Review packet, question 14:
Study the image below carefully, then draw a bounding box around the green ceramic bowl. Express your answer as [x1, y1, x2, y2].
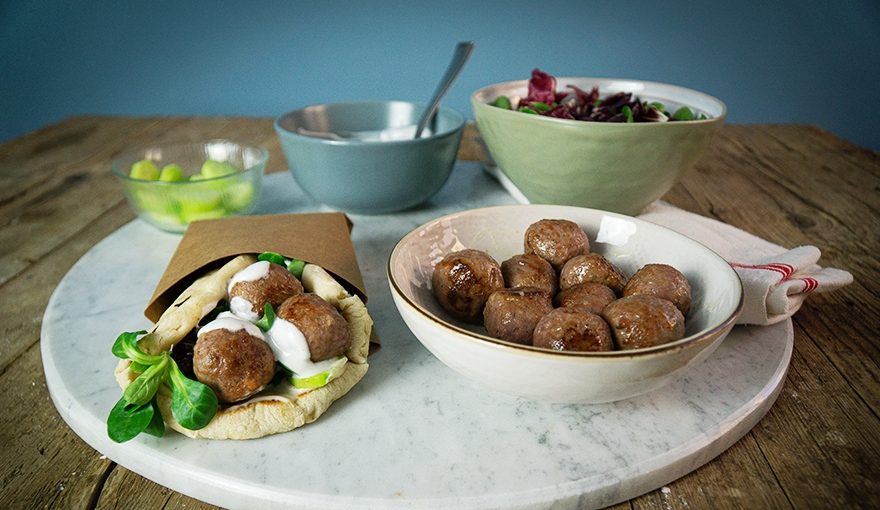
[471, 78, 726, 216]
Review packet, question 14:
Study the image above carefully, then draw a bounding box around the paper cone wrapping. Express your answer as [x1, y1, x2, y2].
[144, 213, 369, 327]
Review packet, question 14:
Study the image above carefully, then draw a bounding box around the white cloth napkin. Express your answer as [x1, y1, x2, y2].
[638, 202, 853, 325]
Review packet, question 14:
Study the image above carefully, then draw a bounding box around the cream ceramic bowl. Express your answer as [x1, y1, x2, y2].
[471, 78, 726, 216]
[387, 204, 743, 403]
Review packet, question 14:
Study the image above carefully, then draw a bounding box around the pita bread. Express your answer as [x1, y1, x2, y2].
[114, 256, 372, 440]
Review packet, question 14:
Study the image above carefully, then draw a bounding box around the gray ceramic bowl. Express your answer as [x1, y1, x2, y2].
[275, 101, 466, 214]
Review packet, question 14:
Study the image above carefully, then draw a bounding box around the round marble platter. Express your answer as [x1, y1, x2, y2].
[42, 166, 793, 510]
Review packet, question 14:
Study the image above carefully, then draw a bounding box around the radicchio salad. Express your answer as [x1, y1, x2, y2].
[492, 69, 708, 123]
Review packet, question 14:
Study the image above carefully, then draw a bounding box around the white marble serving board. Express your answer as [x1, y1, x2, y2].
[42, 165, 793, 510]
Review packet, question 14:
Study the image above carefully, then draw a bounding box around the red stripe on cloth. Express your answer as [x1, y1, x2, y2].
[766, 263, 796, 278]
[799, 277, 818, 293]
[730, 262, 795, 279]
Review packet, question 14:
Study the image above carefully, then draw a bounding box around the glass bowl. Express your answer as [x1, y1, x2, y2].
[111, 139, 268, 233]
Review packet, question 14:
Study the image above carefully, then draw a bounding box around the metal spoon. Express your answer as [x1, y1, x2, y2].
[414, 41, 475, 138]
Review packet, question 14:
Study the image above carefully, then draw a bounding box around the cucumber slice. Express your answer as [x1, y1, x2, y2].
[159, 164, 185, 181]
[130, 159, 160, 180]
[222, 181, 255, 211]
[289, 356, 347, 389]
[201, 159, 238, 179]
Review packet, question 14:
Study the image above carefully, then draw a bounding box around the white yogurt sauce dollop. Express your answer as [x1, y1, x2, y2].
[198, 311, 265, 340]
[227, 260, 272, 321]
[267, 317, 342, 378]
[357, 125, 432, 141]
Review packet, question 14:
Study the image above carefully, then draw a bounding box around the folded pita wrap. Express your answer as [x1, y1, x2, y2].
[112, 213, 375, 440]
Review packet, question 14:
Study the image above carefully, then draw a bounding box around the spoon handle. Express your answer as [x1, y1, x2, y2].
[415, 41, 475, 138]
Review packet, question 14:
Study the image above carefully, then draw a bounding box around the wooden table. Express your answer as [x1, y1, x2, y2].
[1, 116, 877, 509]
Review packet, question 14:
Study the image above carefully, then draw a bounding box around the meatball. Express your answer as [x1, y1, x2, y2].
[622, 263, 693, 317]
[523, 219, 591, 271]
[276, 293, 351, 362]
[558, 253, 628, 295]
[501, 253, 558, 296]
[431, 249, 504, 324]
[228, 261, 303, 320]
[193, 318, 276, 404]
[601, 294, 686, 350]
[554, 282, 617, 315]
[483, 287, 554, 345]
[532, 308, 613, 352]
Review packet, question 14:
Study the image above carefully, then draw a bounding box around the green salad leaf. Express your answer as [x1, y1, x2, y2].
[254, 302, 276, 332]
[168, 361, 218, 430]
[107, 331, 219, 442]
[257, 251, 287, 266]
[108, 397, 160, 443]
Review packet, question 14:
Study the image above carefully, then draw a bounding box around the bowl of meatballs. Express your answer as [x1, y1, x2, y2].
[387, 204, 743, 404]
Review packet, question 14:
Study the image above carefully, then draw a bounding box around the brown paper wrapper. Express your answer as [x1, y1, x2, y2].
[144, 212, 369, 326]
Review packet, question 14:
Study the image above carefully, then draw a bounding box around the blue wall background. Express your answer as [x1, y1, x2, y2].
[2, 1, 879, 151]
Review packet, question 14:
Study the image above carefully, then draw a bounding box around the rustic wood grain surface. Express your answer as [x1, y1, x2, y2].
[1, 116, 877, 509]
